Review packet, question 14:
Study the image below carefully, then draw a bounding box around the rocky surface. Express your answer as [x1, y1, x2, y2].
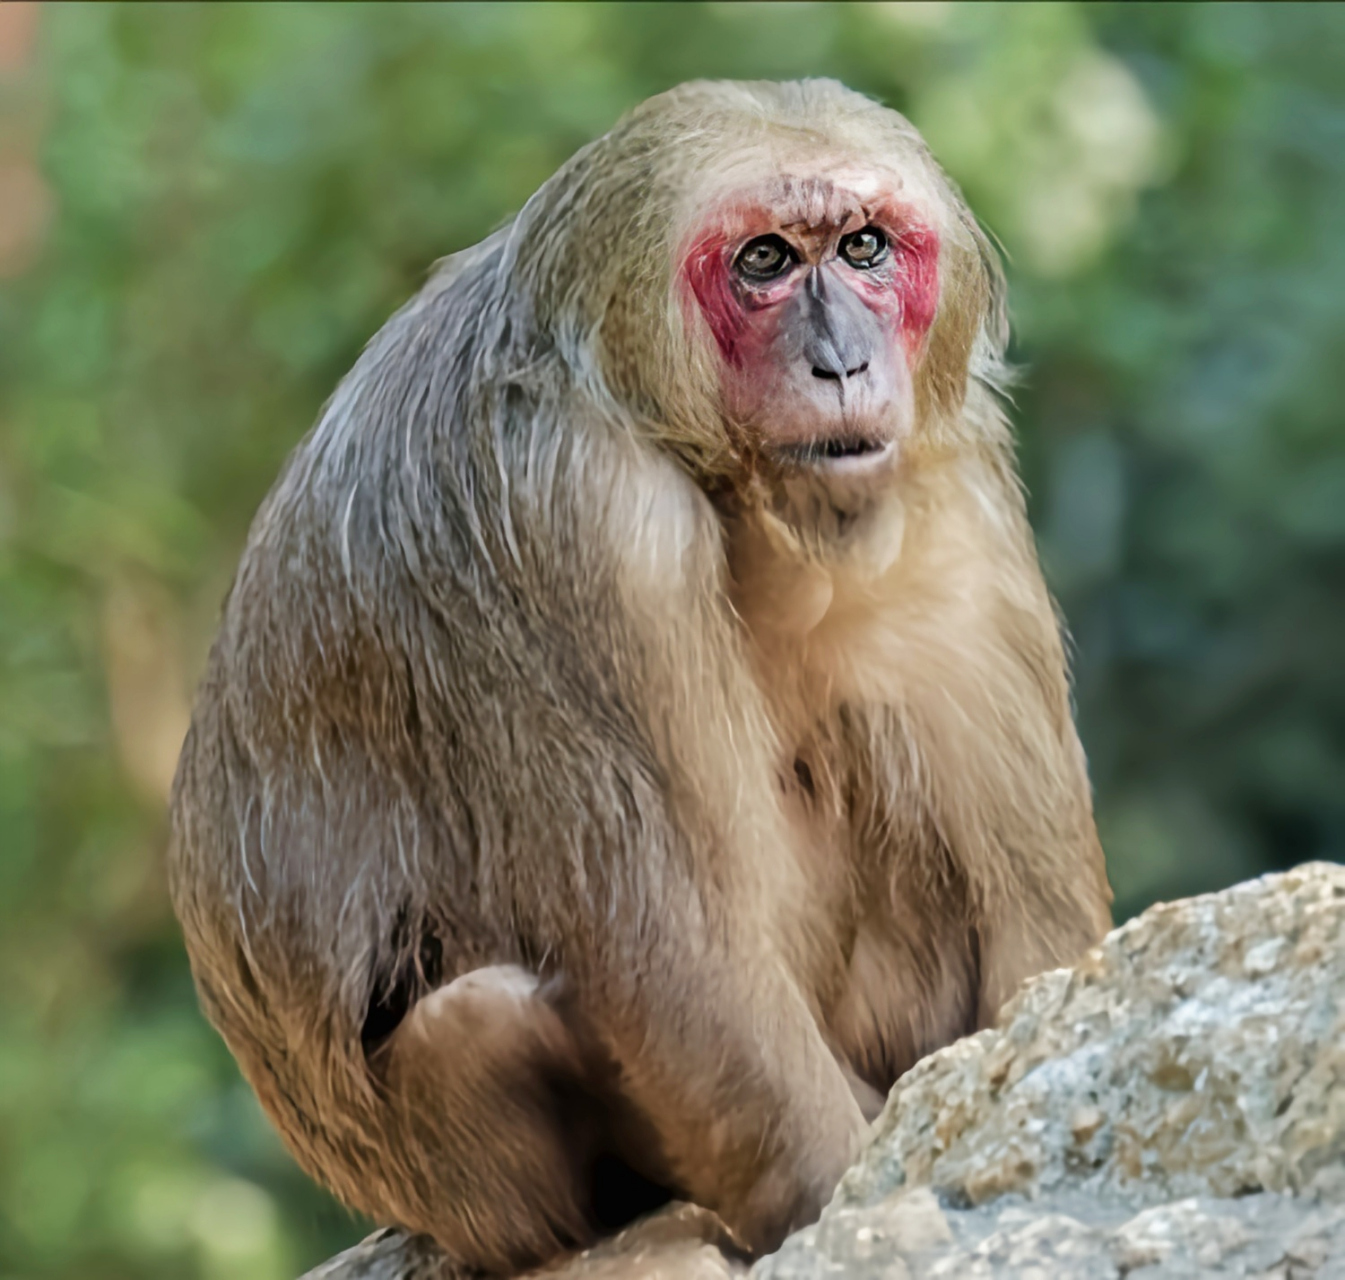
[303, 1205, 745, 1280]
[307, 862, 1345, 1279]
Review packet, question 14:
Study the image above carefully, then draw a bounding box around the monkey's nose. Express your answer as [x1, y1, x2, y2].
[811, 361, 869, 381]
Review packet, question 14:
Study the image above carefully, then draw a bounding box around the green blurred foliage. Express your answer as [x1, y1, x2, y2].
[0, 3, 1341, 1275]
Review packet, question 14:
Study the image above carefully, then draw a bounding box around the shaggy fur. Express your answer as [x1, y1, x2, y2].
[169, 79, 1111, 1274]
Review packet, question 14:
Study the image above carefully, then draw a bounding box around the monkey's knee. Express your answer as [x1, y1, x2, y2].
[373, 965, 600, 1271]
[397, 964, 578, 1068]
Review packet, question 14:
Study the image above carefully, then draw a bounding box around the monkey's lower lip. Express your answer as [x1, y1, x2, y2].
[776, 437, 896, 471]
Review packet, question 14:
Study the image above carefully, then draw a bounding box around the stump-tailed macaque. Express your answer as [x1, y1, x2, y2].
[170, 79, 1112, 1272]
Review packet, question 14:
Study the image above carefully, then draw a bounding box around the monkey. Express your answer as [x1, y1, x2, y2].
[168, 79, 1112, 1275]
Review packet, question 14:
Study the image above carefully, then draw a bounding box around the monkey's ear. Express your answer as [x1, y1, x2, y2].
[938, 165, 1008, 357]
[966, 216, 1013, 397]
[921, 150, 1011, 394]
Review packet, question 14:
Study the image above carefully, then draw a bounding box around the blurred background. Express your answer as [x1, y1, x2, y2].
[0, 2, 1341, 1276]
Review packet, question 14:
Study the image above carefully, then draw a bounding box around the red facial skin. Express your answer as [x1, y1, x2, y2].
[678, 180, 940, 464]
[680, 191, 940, 369]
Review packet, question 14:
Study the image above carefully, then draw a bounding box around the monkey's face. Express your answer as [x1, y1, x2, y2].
[680, 174, 938, 479]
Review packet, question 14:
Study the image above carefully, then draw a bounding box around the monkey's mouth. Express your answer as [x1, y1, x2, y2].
[777, 436, 895, 471]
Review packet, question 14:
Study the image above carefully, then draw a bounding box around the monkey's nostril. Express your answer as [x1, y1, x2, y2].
[811, 362, 869, 381]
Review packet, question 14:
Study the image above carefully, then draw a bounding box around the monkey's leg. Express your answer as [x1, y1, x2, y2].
[373, 964, 611, 1275]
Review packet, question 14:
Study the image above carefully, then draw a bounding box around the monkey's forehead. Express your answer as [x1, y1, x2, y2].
[663, 151, 951, 257]
[605, 80, 941, 207]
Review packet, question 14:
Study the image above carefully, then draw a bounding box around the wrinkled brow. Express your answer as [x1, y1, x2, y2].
[767, 175, 861, 231]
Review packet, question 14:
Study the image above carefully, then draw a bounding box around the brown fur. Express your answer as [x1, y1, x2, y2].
[169, 79, 1110, 1274]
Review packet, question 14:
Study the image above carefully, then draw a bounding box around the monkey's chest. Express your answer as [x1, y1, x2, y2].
[729, 507, 983, 1086]
[783, 736, 981, 1096]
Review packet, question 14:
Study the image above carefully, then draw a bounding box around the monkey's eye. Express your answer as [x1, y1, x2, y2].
[734, 235, 794, 281]
[838, 227, 889, 269]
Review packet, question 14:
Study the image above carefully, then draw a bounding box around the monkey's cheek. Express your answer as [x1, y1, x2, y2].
[721, 369, 782, 438]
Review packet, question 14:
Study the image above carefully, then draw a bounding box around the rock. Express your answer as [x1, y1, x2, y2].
[303, 1203, 745, 1280]
[533, 1205, 746, 1280]
[757, 862, 1345, 1278]
[305, 864, 1345, 1279]
[301, 1228, 450, 1279]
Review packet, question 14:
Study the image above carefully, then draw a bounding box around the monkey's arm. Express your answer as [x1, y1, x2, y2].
[976, 607, 1112, 1023]
[972, 819, 1111, 1025]
[936, 606, 1113, 1026]
[891, 460, 1114, 1028]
